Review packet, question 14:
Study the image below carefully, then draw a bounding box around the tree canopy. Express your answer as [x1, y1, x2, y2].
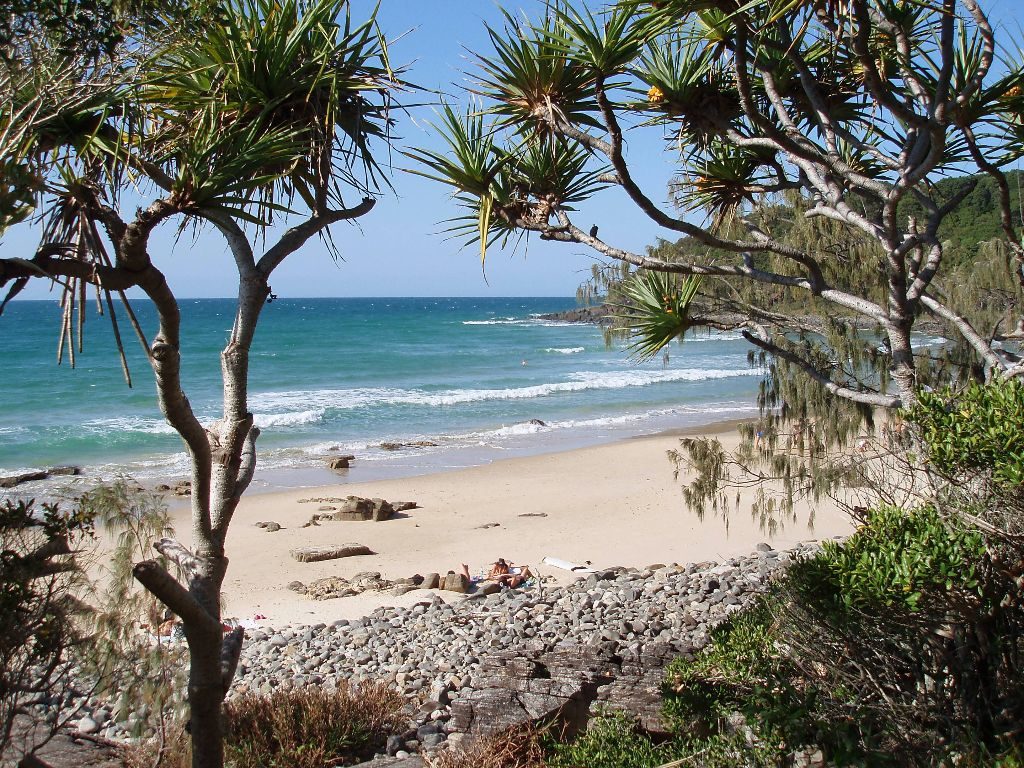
[0, 1, 405, 766]
[414, 0, 1024, 412]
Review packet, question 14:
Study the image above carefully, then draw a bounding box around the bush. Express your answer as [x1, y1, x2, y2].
[425, 723, 546, 768]
[224, 683, 403, 768]
[0, 499, 93, 762]
[127, 683, 404, 768]
[790, 504, 986, 613]
[907, 379, 1024, 489]
[546, 711, 681, 768]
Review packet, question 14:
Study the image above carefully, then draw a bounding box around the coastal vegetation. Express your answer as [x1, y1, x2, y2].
[412, 0, 1024, 519]
[0, 499, 92, 762]
[412, 0, 1024, 766]
[2, 1, 1023, 768]
[0, 0, 405, 766]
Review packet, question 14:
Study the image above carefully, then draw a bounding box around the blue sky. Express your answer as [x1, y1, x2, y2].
[9, 0, 1023, 300]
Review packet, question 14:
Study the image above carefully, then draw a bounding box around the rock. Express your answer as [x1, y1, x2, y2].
[441, 573, 468, 593]
[327, 455, 355, 470]
[518, 512, 548, 517]
[256, 521, 281, 532]
[422, 573, 440, 590]
[393, 501, 418, 512]
[0, 465, 82, 489]
[386, 734, 404, 756]
[48, 465, 81, 477]
[76, 716, 100, 735]
[287, 581, 306, 593]
[372, 499, 395, 522]
[420, 732, 446, 748]
[290, 544, 373, 562]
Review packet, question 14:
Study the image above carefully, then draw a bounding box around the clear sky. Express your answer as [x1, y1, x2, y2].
[9, 0, 1023, 300]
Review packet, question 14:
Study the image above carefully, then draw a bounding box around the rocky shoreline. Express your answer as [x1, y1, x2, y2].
[52, 541, 823, 765]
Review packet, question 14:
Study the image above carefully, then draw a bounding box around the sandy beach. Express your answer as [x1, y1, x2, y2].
[162, 421, 854, 627]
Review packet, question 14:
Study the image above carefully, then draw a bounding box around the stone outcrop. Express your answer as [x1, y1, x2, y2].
[0, 465, 81, 489]
[297, 496, 417, 523]
[50, 543, 821, 761]
[326, 454, 356, 470]
[380, 441, 439, 451]
[289, 543, 374, 562]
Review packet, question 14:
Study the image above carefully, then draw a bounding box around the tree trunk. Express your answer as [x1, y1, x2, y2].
[185, 618, 225, 768]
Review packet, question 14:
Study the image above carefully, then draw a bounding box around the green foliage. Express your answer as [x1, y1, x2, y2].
[0, 498, 94, 759]
[661, 600, 823, 767]
[222, 684, 403, 768]
[546, 711, 680, 768]
[792, 505, 986, 613]
[907, 379, 1024, 489]
[656, 379, 1024, 767]
[144, 0, 399, 222]
[75, 478, 186, 736]
[612, 270, 702, 362]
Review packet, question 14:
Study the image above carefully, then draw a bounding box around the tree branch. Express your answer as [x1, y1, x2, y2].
[743, 329, 903, 408]
[919, 294, 1005, 375]
[256, 199, 376, 277]
[132, 560, 219, 636]
[220, 626, 244, 695]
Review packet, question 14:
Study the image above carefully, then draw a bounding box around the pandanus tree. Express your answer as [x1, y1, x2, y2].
[0, 1, 403, 766]
[412, 0, 1024, 521]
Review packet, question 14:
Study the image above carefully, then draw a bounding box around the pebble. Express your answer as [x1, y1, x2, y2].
[45, 543, 817, 753]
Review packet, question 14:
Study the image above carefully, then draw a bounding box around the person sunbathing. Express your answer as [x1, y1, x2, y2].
[459, 559, 533, 588]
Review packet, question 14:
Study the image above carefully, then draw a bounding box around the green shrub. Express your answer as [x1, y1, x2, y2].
[790, 504, 985, 614]
[906, 379, 1024, 489]
[546, 711, 679, 768]
[224, 683, 403, 768]
[661, 600, 823, 767]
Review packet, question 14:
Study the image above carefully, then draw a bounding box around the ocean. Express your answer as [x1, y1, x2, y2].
[0, 297, 762, 497]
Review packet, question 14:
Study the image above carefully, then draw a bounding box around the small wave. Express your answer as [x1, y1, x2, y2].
[464, 402, 761, 441]
[912, 336, 949, 348]
[250, 368, 760, 414]
[462, 317, 582, 328]
[462, 317, 521, 325]
[687, 332, 744, 342]
[81, 417, 177, 435]
[254, 409, 325, 428]
[545, 347, 585, 354]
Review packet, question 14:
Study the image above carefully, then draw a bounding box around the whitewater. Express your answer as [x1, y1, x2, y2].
[0, 297, 761, 494]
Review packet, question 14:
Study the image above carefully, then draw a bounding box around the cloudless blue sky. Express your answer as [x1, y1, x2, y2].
[9, 0, 1023, 300]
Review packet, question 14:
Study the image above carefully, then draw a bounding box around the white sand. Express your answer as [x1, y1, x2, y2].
[166, 423, 854, 627]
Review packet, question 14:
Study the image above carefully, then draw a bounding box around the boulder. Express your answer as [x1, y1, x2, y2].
[421, 573, 440, 590]
[0, 465, 82, 489]
[48, 465, 81, 477]
[326, 455, 355, 470]
[0, 470, 47, 488]
[328, 496, 398, 522]
[333, 496, 375, 521]
[441, 572, 468, 593]
[371, 499, 395, 521]
[289, 544, 373, 563]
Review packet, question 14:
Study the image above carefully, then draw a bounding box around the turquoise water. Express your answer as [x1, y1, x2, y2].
[0, 297, 761, 493]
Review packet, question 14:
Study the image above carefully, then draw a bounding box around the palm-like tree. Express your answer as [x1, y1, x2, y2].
[0, 2, 404, 766]
[413, 0, 1024, 406]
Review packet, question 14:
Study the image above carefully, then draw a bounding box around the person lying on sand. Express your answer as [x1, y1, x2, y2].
[460, 559, 533, 588]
